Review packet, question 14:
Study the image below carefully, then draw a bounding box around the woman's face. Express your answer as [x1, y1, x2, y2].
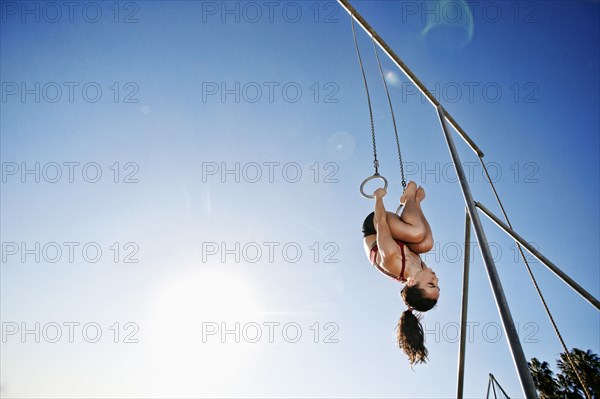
[410, 266, 440, 300]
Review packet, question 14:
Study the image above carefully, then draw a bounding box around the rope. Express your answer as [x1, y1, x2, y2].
[350, 15, 379, 175]
[372, 37, 406, 191]
[479, 158, 592, 399]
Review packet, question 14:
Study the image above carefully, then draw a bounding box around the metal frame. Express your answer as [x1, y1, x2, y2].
[476, 202, 600, 311]
[487, 374, 511, 399]
[337, 0, 483, 157]
[456, 209, 471, 399]
[437, 105, 538, 398]
[337, 1, 600, 397]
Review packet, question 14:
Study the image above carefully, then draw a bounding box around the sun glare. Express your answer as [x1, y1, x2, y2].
[144, 269, 262, 396]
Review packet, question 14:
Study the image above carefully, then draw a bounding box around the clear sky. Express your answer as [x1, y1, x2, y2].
[1, 0, 598, 398]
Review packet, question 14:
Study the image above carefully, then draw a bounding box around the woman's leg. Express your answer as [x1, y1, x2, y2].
[386, 183, 434, 253]
[406, 212, 433, 253]
[384, 182, 425, 242]
[405, 186, 433, 253]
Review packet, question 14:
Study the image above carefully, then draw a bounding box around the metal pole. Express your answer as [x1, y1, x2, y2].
[457, 208, 471, 399]
[336, 0, 484, 157]
[492, 374, 512, 399]
[436, 105, 538, 399]
[475, 201, 600, 311]
[491, 376, 498, 399]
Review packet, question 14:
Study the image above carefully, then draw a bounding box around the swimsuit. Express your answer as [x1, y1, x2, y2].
[369, 240, 408, 283]
[363, 212, 425, 282]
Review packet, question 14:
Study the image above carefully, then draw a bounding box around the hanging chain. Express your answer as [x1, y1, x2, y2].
[372, 38, 407, 192]
[351, 15, 379, 175]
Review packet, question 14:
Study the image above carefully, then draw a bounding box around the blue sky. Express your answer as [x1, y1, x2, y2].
[1, 0, 599, 398]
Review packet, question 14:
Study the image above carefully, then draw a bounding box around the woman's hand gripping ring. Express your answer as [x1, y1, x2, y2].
[359, 174, 388, 199]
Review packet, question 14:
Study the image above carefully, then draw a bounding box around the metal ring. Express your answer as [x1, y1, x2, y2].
[395, 203, 404, 215]
[360, 174, 388, 199]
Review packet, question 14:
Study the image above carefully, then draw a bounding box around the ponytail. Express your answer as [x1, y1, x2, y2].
[397, 285, 437, 365]
[397, 309, 427, 365]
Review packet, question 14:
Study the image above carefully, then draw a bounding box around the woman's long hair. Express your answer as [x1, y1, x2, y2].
[397, 285, 437, 365]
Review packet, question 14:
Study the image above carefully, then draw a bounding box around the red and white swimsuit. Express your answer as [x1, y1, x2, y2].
[369, 240, 423, 282]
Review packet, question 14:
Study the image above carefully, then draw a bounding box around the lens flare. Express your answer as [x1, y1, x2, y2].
[326, 131, 356, 161]
[421, 0, 474, 50]
[385, 71, 402, 88]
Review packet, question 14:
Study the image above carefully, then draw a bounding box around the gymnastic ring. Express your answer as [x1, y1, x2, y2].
[395, 203, 404, 215]
[360, 174, 388, 199]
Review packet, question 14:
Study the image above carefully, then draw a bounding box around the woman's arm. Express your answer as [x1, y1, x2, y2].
[373, 189, 402, 269]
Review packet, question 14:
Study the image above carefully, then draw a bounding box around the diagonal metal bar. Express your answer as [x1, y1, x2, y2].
[491, 374, 512, 399]
[478, 160, 593, 399]
[337, 0, 484, 157]
[437, 105, 537, 398]
[475, 201, 600, 311]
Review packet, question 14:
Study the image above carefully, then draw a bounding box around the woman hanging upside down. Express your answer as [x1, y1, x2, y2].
[362, 181, 439, 365]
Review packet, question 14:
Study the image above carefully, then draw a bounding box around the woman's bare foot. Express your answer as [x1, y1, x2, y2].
[400, 181, 418, 204]
[416, 186, 426, 204]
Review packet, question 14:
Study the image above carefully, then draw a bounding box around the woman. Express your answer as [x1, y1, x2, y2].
[361, 181, 440, 365]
